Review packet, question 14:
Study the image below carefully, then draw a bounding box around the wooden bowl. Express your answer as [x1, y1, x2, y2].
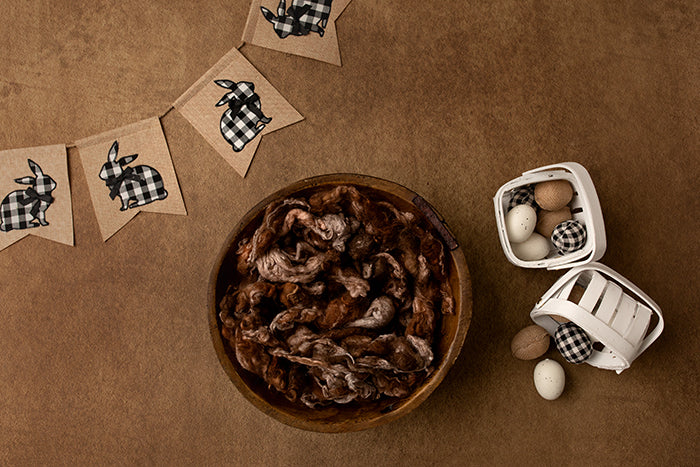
[208, 174, 472, 432]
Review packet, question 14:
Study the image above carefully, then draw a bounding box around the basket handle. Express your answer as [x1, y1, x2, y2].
[536, 299, 637, 360]
[523, 161, 586, 176]
[636, 319, 664, 358]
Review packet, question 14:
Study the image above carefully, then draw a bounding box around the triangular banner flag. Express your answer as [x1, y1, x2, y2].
[174, 47, 303, 177]
[75, 117, 187, 241]
[242, 0, 352, 66]
[0, 145, 73, 251]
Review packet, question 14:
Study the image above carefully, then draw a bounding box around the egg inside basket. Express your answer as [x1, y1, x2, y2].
[208, 174, 471, 432]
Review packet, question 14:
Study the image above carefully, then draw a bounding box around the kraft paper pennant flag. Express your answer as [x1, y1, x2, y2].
[0, 144, 73, 252]
[75, 117, 186, 241]
[174, 47, 303, 177]
[242, 0, 352, 66]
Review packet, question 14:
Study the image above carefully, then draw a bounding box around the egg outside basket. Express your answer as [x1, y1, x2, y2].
[530, 263, 664, 373]
[493, 162, 606, 270]
[208, 174, 472, 432]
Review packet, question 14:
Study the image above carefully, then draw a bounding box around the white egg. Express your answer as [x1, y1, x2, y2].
[505, 204, 536, 243]
[533, 359, 565, 400]
[511, 233, 551, 261]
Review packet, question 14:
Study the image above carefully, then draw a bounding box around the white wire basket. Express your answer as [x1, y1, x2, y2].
[493, 162, 607, 270]
[530, 263, 664, 373]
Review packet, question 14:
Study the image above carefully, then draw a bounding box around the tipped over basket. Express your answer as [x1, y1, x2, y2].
[530, 262, 664, 373]
[208, 174, 472, 432]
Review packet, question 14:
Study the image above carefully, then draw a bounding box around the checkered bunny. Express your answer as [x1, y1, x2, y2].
[98, 141, 168, 211]
[260, 0, 333, 38]
[0, 159, 56, 232]
[215, 80, 272, 152]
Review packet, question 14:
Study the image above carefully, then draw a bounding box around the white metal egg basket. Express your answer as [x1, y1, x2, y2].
[530, 263, 664, 373]
[493, 162, 607, 269]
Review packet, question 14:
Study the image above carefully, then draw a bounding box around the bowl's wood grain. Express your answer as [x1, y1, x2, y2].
[208, 174, 472, 432]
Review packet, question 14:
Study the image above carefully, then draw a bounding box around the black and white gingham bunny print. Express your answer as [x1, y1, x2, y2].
[99, 141, 168, 211]
[261, 0, 333, 38]
[0, 159, 56, 232]
[215, 80, 272, 152]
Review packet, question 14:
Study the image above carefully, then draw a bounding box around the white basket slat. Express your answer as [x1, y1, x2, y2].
[595, 280, 622, 324]
[579, 271, 608, 312]
[625, 304, 652, 345]
[610, 294, 637, 336]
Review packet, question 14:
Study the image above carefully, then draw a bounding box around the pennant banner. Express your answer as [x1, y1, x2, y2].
[0, 145, 73, 252]
[243, 0, 352, 66]
[75, 117, 187, 241]
[174, 47, 303, 177]
[2, 3, 332, 251]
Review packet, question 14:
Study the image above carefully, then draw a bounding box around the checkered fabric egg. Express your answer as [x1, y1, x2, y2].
[508, 185, 537, 211]
[554, 322, 593, 364]
[551, 219, 587, 254]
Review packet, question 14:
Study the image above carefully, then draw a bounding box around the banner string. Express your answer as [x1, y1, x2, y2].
[160, 106, 175, 119]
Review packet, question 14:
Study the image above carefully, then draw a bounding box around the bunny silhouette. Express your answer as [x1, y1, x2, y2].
[215, 80, 272, 152]
[260, 0, 333, 38]
[98, 141, 167, 211]
[0, 159, 57, 232]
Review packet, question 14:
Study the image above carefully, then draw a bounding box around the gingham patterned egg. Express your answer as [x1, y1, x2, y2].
[554, 322, 593, 364]
[507, 185, 537, 211]
[551, 219, 587, 254]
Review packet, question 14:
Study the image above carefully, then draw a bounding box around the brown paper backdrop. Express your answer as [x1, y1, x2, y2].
[0, 0, 698, 465]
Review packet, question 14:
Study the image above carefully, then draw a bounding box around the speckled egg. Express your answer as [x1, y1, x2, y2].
[533, 359, 565, 400]
[505, 204, 537, 244]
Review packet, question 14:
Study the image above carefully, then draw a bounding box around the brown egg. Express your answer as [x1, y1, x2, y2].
[534, 180, 574, 211]
[511, 325, 551, 360]
[536, 207, 572, 238]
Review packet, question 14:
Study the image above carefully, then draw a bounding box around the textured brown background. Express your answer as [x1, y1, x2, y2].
[1, 0, 698, 464]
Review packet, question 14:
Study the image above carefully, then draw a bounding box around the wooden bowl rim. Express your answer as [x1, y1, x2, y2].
[208, 173, 472, 432]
